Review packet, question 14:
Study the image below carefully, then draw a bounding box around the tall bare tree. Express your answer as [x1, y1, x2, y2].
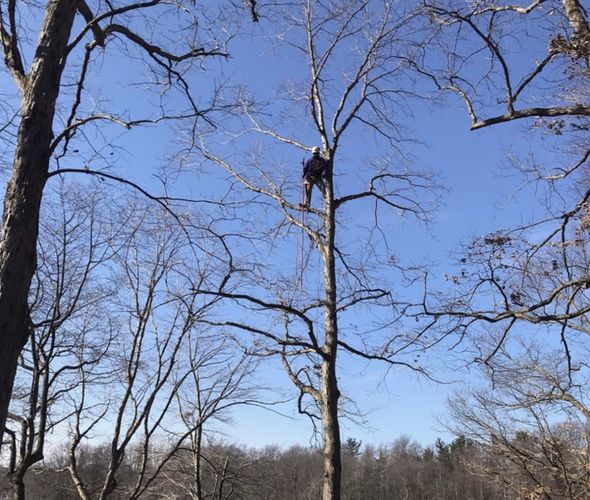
[3, 183, 118, 499]
[56, 200, 241, 499]
[195, 1, 440, 497]
[0, 0, 243, 447]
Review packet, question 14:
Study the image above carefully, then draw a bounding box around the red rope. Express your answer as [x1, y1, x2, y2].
[298, 180, 305, 291]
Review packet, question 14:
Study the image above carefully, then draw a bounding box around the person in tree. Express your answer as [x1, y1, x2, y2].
[301, 146, 327, 208]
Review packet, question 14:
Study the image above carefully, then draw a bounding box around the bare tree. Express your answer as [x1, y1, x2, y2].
[64, 204, 193, 498]
[54, 200, 263, 500]
[153, 337, 261, 500]
[446, 340, 590, 499]
[3, 182, 119, 500]
[416, 3, 590, 496]
[0, 0, 246, 447]
[418, 0, 590, 368]
[194, 1, 440, 498]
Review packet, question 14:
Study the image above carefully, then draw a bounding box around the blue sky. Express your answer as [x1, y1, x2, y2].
[205, 110, 534, 449]
[181, 9, 553, 449]
[113, 7, 545, 449]
[2, 0, 566, 453]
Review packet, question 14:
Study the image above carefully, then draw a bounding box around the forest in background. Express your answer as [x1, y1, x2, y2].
[0, 0, 588, 498]
[3, 431, 584, 499]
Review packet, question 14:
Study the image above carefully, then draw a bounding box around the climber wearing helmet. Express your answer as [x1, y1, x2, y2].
[301, 146, 327, 209]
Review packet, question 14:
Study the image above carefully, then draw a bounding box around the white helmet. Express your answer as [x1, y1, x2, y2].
[312, 146, 321, 154]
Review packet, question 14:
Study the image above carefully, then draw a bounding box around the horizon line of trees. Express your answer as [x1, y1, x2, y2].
[0, 435, 568, 500]
[2, 428, 588, 499]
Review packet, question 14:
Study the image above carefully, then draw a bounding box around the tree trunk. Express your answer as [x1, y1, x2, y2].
[195, 423, 203, 500]
[0, 0, 77, 448]
[562, 0, 590, 66]
[321, 157, 342, 500]
[562, 0, 590, 38]
[320, 359, 341, 500]
[7, 464, 28, 500]
[68, 463, 91, 500]
[9, 474, 25, 500]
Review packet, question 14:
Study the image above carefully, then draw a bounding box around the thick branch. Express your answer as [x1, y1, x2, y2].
[76, 0, 105, 46]
[471, 105, 590, 130]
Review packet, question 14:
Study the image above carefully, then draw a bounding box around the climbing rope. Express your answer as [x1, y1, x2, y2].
[298, 178, 306, 291]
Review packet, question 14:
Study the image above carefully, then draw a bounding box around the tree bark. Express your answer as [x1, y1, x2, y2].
[562, 0, 589, 38]
[195, 423, 203, 500]
[320, 359, 341, 500]
[0, 0, 77, 448]
[9, 473, 25, 500]
[562, 0, 590, 66]
[321, 157, 342, 500]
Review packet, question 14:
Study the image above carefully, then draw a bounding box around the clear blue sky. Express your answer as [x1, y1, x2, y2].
[5, 1, 558, 452]
[99, 5, 548, 450]
[205, 107, 536, 449]
[170, 10, 550, 449]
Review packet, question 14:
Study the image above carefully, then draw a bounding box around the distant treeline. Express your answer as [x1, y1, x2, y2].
[4, 431, 584, 499]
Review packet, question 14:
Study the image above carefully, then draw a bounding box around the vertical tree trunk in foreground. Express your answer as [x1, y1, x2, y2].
[0, 0, 77, 448]
[321, 359, 341, 500]
[321, 158, 342, 500]
[9, 469, 26, 500]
